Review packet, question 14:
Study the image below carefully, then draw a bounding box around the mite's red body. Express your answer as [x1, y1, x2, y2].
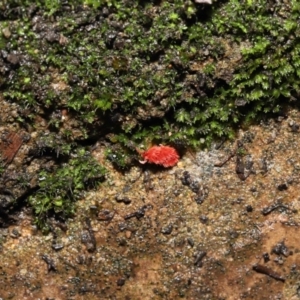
[139, 145, 179, 168]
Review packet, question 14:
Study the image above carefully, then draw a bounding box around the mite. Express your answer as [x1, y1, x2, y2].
[138, 145, 179, 168]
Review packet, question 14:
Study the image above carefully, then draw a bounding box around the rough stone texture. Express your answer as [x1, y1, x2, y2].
[1, 105, 300, 299]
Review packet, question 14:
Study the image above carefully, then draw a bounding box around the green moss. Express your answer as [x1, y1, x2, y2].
[29, 148, 106, 232]
[105, 148, 134, 170]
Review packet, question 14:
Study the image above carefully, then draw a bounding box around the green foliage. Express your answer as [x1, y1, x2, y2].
[29, 149, 106, 232]
[43, 0, 61, 16]
[105, 148, 133, 170]
[1, 0, 300, 169]
[226, 0, 300, 121]
[94, 97, 113, 111]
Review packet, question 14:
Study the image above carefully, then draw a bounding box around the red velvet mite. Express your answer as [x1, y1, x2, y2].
[138, 145, 179, 168]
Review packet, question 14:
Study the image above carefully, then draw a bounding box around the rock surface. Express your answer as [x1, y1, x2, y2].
[1, 105, 300, 299]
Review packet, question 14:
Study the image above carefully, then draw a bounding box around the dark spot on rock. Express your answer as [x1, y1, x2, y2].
[98, 209, 115, 221]
[190, 182, 200, 194]
[181, 171, 191, 186]
[199, 215, 209, 224]
[277, 183, 288, 191]
[228, 230, 239, 239]
[187, 238, 194, 247]
[118, 222, 127, 231]
[81, 218, 96, 252]
[161, 224, 173, 235]
[263, 252, 270, 263]
[41, 254, 57, 272]
[10, 227, 20, 238]
[124, 205, 150, 220]
[76, 255, 86, 265]
[115, 194, 131, 205]
[117, 278, 126, 286]
[117, 237, 127, 246]
[194, 194, 205, 205]
[194, 251, 207, 267]
[52, 243, 64, 251]
[272, 241, 289, 257]
[246, 205, 253, 212]
[289, 121, 299, 132]
[135, 205, 147, 219]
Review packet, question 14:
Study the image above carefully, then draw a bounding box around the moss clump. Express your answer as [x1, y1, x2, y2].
[106, 148, 134, 170]
[29, 132, 73, 158]
[219, 0, 300, 125]
[2, 0, 298, 150]
[28, 148, 106, 232]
